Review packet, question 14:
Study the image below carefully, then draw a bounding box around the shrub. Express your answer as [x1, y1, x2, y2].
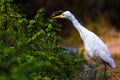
[0, 0, 88, 80]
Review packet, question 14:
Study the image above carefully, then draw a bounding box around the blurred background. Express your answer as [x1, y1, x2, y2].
[14, 0, 120, 54]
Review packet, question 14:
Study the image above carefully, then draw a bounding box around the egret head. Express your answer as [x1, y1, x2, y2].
[54, 11, 74, 20]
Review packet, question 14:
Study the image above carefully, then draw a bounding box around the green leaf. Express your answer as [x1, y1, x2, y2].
[48, 24, 53, 29]
[29, 20, 36, 24]
[43, 77, 51, 80]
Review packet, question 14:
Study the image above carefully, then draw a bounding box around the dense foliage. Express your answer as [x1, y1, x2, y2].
[0, 0, 89, 80]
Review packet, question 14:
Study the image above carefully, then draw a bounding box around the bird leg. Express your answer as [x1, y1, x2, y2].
[104, 64, 108, 80]
[91, 62, 97, 80]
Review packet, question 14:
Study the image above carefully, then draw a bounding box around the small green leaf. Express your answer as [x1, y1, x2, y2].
[29, 20, 36, 24]
[43, 77, 51, 80]
[48, 24, 53, 29]
[49, 19, 54, 23]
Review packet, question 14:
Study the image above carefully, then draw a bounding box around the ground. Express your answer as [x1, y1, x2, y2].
[104, 31, 120, 80]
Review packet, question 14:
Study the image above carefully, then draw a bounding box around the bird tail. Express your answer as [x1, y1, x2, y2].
[108, 57, 116, 68]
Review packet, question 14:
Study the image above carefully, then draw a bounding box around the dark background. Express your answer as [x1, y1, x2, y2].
[14, 0, 120, 30]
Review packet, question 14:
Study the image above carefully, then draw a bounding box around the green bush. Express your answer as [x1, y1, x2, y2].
[0, 0, 88, 80]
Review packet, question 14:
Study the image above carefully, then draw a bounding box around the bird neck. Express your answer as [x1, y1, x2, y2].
[70, 16, 87, 33]
[69, 16, 90, 41]
[69, 16, 85, 31]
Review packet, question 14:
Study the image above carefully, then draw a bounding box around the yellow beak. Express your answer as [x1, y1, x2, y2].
[53, 14, 63, 19]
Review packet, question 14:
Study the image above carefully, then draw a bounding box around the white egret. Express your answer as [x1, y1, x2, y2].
[54, 11, 116, 78]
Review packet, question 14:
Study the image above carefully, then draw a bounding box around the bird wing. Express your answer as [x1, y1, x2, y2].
[84, 32, 110, 61]
[84, 32, 115, 68]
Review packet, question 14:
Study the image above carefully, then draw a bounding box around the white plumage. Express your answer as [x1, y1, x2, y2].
[54, 11, 116, 69]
